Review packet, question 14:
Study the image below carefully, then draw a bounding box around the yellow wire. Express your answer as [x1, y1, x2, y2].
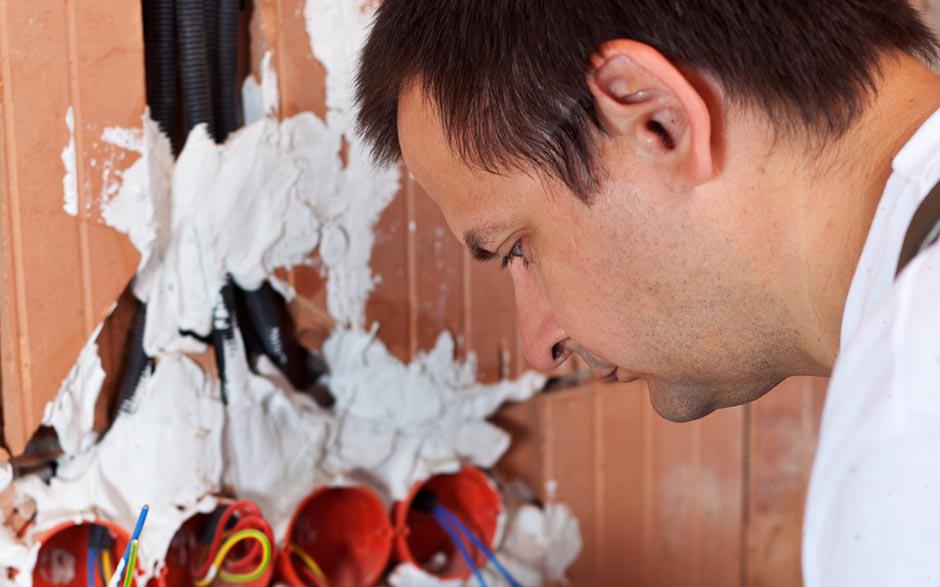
[288, 543, 328, 585]
[101, 550, 113, 584]
[193, 529, 272, 586]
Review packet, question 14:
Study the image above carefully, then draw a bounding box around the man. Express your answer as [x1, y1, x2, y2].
[354, 1, 940, 585]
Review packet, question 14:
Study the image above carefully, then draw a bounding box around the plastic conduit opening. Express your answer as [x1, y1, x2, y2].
[395, 467, 501, 580]
[33, 521, 134, 587]
[156, 500, 274, 587]
[278, 486, 393, 587]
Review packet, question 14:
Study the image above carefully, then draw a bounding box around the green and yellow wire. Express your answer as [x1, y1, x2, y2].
[194, 528, 272, 586]
[122, 540, 139, 587]
[288, 543, 329, 586]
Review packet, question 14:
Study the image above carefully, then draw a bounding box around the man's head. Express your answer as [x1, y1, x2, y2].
[354, 0, 937, 421]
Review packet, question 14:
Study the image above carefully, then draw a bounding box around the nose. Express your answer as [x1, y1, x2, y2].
[511, 267, 571, 371]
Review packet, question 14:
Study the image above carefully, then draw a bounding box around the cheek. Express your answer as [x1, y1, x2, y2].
[537, 210, 642, 356]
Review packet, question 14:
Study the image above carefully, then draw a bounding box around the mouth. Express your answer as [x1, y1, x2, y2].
[593, 367, 642, 384]
[597, 368, 618, 382]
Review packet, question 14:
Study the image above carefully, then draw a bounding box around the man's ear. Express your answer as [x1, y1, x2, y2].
[588, 40, 713, 185]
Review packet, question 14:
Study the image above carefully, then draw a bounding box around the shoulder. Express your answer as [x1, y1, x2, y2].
[890, 240, 940, 415]
[804, 247, 940, 586]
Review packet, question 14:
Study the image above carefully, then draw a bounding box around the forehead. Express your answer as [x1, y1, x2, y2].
[397, 84, 534, 231]
[397, 85, 479, 198]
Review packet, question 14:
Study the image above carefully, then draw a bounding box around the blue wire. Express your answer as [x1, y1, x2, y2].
[431, 508, 488, 587]
[130, 505, 149, 542]
[435, 506, 522, 587]
[87, 547, 97, 587]
[119, 505, 150, 571]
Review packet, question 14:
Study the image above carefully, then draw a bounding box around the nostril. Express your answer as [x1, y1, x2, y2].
[551, 342, 566, 362]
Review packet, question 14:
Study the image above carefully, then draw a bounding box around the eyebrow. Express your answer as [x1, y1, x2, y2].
[464, 229, 498, 263]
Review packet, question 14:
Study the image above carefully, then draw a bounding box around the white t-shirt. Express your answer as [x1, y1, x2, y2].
[803, 109, 940, 586]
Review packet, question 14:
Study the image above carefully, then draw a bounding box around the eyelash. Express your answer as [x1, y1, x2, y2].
[500, 239, 529, 269]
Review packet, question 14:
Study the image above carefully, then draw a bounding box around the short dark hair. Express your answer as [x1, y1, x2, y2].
[355, 1, 937, 199]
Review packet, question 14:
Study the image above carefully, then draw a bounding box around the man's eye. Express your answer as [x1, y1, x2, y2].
[500, 239, 528, 269]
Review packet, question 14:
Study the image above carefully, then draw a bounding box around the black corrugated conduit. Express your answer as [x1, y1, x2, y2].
[135, 0, 333, 411]
[143, 0, 178, 151]
[115, 301, 153, 414]
[176, 0, 215, 138]
[214, 0, 241, 141]
[239, 284, 332, 404]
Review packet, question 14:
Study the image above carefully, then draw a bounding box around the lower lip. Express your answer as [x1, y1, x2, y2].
[613, 369, 640, 383]
[601, 372, 617, 382]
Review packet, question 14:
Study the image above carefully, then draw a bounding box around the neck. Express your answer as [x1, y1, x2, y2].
[792, 54, 940, 373]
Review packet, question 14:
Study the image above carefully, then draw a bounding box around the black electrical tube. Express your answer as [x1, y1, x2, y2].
[204, 0, 219, 126]
[141, 0, 333, 411]
[206, 0, 332, 406]
[114, 0, 179, 415]
[142, 0, 178, 151]
[176, 0, 215, 138]
[115, 301, 152, 413]
[240, 284, 331, 389]
[210, 279, 240, 404]
[215, 0, 241, 141]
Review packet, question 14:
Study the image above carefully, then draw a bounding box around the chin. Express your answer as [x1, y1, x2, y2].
[647, 380, 718, 422]
[646, 376, 781, 423]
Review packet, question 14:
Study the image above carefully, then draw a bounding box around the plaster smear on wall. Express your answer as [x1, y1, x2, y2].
[40, 324, 105, 456]
[4, 1, 581, 585]
[61, 106, 79, 217]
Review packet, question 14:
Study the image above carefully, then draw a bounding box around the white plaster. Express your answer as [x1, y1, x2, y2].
[18, 355, 224, 581]
[40, 324, 105, 455]
[242, 50, 280, 125]
[61, 107, 78, 217]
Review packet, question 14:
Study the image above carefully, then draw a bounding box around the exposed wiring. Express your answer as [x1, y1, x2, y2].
[89, 524, 116, 587]
[118, 506, 149, 572]
[432, 508, 488, 587]
[435, 506, 522, 587]
[413, 488, 522, 587]
[114, 505, 149, 587]
[193, 528, 271, 586]
[87, 546, 97, 587]
[191, 500, 273, 583]
[101, 550, 114, 585]
[122, 540, 138, 587]
[288, 542, 330, 587]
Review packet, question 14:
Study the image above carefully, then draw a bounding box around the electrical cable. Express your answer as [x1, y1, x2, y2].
[193, 529, 271, 586]
[191, 501, 274, 585]
[434, 505, 522, 587]
[87, 546, 96, 587]
[101, 550, 113, 585]
[89, 524, 115, 587]
[431, 509, 488, 587]
[217, 515, 265, 574]
[115, 506, 149, 584]
[287, 543, 329, 587]
[122, 540, 138, 587]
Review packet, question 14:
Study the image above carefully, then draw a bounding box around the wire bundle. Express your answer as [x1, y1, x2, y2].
[93, 505, 149, 587]
[413, 490, 521, 587]
[191, 501, 274, 586]
[86, 524, 115, 586]
[286, 542, 329, 587]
